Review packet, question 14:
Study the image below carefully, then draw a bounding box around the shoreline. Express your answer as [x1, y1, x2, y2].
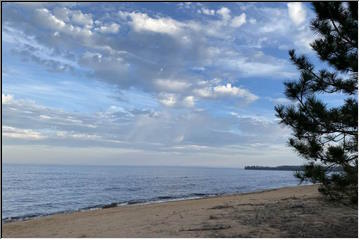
[3, 184, 357, 237]
[3, 184, 302, 224]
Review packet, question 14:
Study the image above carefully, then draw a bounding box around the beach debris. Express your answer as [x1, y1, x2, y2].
[209, 204, 234, 210]
[181, 224, 231, 231]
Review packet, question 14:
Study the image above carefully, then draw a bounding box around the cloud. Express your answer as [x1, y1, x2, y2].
[95, 22, 120, 34]
[267, 97, 292, 105]
[155, 79, 191, 92]
[287, 2, 306, 26]
[70, 10, 93, 27]
[213, 83, 258, 102]
[124, 11, 182, 36]
[198, 8, 215, 16]
[216, 7, 231, 22]
[53, 7, 72, 22]
[230, 13, 246, 28]
[3, 25, 78, 72]
[2, 94, 134, 146]
[3, 126, 47, 140]
[158, 94, 196, 108]
[204, 46, 296, 78]
[4, 3, 302, 102]
[2, 94, 277, 148]
[35, 8, 93, 39]
[36, 8, 66, 29]
[193, 87, 212, 98]
[194, 83, 258, 104]
[294, 29, 316, 50]
[2, 94, 14, 104]
[183, 96, 195, 107]
[158, 93, 177, 107]
[2, 91, 299, 167]
[52, 7, 93, 28]
[55, 131, 101, 141]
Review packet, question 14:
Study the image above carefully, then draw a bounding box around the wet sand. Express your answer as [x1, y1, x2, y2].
[2, 185, 358, 238]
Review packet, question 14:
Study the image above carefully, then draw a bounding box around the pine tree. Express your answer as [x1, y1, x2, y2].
[275, 2, 358, 203]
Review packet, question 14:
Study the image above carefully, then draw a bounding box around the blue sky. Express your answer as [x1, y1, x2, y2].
[2, 2, 335, 167]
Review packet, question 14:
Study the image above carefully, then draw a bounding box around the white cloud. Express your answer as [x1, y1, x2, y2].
[35, 8, 93, 38]
[53, 7, 71, 22]
[183, 96, 195, 107]
[56, 131, 101, 140]
[177, 2, 193, 10]
[157, 93, 195, 108]
[287, 2, 306, 26]
[198, 8, 215, 16]
[71, 10, 93, 27]
[3, 126, 47, 140]
[213, 83, 258, 102]
[216, 7, 231, 22]
[230, 13, 246, 28]
[205, 46, 296, 78]
[95, 23, 120, 34]
[155, 79, 191, 92]
[39, 114, 52, 120]
[127, 12, 182, 35]
[194, 87, 212, 98]
[2, 94, 14, 104]
[158, 93, 177, 107]
[52, 7, 93, 28]
[36, 8, 66, 29]
[194, 83, 258, 104]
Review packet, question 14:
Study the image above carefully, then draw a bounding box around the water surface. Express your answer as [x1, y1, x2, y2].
[3, 164, 300, 221]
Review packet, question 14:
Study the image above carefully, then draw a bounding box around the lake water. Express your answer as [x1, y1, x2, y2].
[3, 164, 301, 221]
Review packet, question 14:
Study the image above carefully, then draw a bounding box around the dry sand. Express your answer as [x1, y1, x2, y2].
[2, 185, 358, 238]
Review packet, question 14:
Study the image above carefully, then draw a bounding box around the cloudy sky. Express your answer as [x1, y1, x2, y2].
[3, 2, 335, 167]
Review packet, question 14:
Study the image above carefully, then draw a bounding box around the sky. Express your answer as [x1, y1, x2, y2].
[2, 2, 337, 167]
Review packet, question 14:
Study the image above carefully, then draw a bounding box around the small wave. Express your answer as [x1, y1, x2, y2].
[3, 192, 223, 222]
[156, 196, 173, 200]
[3, 214, 39, 223]
[127, 199, 147, 205]
[104, 187, 142, 192]
[2, 210, 73, 223]
[102, 202, 118, 209]
[188, 193, 208, 197]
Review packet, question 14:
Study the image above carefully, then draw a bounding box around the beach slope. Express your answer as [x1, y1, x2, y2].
[2, 185, 357, 237]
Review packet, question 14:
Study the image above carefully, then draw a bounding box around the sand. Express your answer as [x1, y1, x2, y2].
[2, 185, 358, 238]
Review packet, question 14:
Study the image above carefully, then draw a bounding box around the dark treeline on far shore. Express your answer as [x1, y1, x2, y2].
[244, 165, 304, 171]
[244, 165, 343, 171]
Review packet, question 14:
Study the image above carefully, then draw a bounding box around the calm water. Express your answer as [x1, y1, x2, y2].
[3, 164, 300, 221]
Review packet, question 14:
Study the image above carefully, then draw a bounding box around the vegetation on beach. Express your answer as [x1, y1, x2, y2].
[275, 2, 358, 203]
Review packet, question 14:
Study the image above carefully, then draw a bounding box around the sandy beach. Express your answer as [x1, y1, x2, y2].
[2, 185, 357, 238]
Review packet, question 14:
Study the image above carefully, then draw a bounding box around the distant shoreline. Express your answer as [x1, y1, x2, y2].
[244, 165, 303, 171]
[244, 165, 343, 171]
[3, 184, 358, 237]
